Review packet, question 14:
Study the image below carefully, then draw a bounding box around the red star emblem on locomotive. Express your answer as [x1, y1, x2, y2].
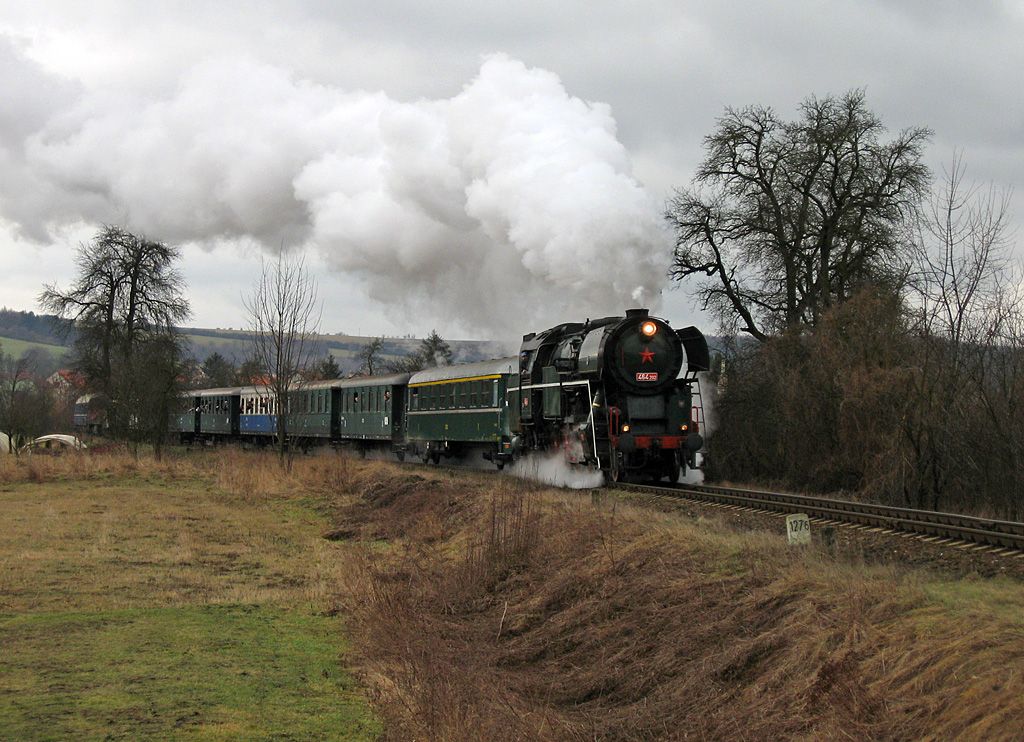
[639, 347, 655, 364]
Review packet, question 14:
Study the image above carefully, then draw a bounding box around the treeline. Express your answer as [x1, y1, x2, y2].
[0, 309, 74, 347]
[708, 285, 1024, 519]
[191, 330, 457, 388]
[670, 91, 1022, 519]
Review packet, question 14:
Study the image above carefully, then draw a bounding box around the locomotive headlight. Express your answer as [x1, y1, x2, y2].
[640, 320, 658, 337]
[622, 424, 630, 432]
[680, 424, 688, 431]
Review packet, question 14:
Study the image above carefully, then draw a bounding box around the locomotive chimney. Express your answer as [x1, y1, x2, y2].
[625, 308, 649, 318]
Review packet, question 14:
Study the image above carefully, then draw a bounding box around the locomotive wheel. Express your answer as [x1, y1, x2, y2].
[395, 450, 405, 462]
[430, 451, 441, 465]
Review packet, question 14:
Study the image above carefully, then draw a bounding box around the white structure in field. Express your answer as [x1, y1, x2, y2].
[786, 513, 812, 546]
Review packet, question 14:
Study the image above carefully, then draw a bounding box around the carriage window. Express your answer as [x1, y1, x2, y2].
[459, 383, 468, 408]
[411, 388, 418, 410]
[492, 380, 499, 407]
[450, 384, 456, 408]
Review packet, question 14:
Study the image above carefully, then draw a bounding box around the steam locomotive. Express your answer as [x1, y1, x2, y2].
[167, 309, 708, 483]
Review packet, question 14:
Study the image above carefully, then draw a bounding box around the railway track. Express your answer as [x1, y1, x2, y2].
[616, 481, 1024, 557]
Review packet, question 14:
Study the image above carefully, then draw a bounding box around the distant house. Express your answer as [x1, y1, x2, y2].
[47, 369, 85, 394]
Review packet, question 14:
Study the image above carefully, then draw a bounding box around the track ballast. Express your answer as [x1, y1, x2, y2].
[615, 481, 1024, 556]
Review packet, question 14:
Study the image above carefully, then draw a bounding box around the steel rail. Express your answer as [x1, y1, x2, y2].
[617, 482, 1024, 550]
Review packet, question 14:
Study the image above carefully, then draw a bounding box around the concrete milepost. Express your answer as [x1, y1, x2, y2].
[786, 513, 811, 546]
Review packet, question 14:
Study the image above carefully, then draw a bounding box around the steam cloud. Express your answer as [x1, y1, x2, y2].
[1, 40, 668, 335]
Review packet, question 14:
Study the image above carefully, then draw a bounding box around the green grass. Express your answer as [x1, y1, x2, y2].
[0, 335, 69, 359]
[922, 578, 1024, 625]
[0, 606, 378, 741]
[0, 452, 380, 740]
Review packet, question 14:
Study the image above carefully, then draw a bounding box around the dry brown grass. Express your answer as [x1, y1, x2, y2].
[0, 447, 356, 612]
[331, 466, 1024, 741]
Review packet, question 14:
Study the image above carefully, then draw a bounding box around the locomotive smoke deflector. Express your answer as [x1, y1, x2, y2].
[675, 326, 710, 374]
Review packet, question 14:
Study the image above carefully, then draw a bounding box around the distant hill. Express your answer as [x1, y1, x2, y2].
[0, 309, 75, 348]
[182, 328, 512, 372]
[0, 309, 511, 371]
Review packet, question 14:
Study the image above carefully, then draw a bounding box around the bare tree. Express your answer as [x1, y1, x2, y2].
[356, 337, 384, 375]
[243, 251, 322, 464]
[910, 154, 1015, 345]
[901, 155, 1022, 513]
[386, 330, 452, 373]
[38, 225, 190, 448]
[667, 90, 931, 340]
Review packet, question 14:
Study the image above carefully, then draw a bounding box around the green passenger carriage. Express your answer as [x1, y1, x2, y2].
[405, 358, 517, 465]
[335, 373, 411, 454]
[289, 380, 340, 440]
[170, 392, 200, 441]
[196, 388, 240, 437]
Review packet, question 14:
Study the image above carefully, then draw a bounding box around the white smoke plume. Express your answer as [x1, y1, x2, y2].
[507, 451, 605, 490]
[2, 40, 668, 335]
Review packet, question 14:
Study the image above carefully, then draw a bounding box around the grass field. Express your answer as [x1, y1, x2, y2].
[0, 452, 379, 740]
[6, 450, 1024, 739]
[0, 335, 69, 359]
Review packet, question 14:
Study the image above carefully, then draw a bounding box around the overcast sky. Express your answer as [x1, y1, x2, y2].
[1, 0, 1021, 342]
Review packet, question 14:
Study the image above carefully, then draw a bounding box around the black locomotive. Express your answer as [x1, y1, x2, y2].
[513, 308, 707, 481]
